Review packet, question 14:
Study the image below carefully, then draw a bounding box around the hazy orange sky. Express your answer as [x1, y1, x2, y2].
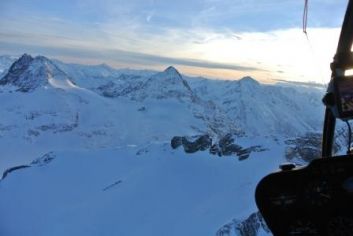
[0, 0, 348, 83]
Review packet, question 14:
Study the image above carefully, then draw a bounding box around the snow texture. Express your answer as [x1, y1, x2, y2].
[0, 54, 329, 236]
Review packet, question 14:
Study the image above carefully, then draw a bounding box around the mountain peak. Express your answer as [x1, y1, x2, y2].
[99, 63, 112, 69]
[0, 54, 73, 92]
[238, 76, 260, 86]
[163, 66, 182, 78]
[12, 53, 34, 69]
[18, 53, 33, 62]
[151, 66, 184, 83]
[134, 66, 194, 101]
[10, 54, 52, 71]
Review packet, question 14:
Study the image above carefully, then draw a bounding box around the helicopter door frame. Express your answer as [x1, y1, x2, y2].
[322, 0, 353, 157]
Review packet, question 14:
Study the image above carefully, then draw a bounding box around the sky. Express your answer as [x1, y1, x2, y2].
[0, 0, 349, 83]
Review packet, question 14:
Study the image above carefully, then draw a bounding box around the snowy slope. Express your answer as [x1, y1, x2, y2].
[0, 55, 17, 78]
[0, 56, 216, 173]
[0, 54, 328, 236]
[0, 139, 281, 236]
[53, 60, 121, 89]
[189, 76, 325, 137]
[132, 66, 194, 101]
[0, 86, 215, 172]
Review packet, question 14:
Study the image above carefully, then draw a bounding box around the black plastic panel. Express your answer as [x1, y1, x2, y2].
[256, 155, 353, 236]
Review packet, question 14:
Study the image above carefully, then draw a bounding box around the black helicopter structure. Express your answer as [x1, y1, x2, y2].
[255, 1, 353, 235]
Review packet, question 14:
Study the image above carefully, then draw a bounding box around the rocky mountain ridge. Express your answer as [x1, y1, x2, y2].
[0, 54, 75, 92]
[0, 54, 333, 164]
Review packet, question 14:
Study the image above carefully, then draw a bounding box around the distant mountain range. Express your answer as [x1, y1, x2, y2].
[0, 54, 326, 137]
[0, 54, 338, 236]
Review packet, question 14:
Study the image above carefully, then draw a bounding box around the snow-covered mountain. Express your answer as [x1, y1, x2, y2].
[54, 59, 156, 89]
[0, 54, 75, 91]
[189, 76, 324, 137]
[0, 54, 329, 236]
[135, 66, 194, 100]
[0, 54, 233, 171]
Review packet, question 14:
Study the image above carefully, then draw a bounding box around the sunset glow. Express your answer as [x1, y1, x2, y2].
[0, 0, 348, 83]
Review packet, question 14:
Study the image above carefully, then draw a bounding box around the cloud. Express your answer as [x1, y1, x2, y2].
[0, 39, 261, 73]
[146, 11, 154, 22]
[0, 0, 344, 82]
[0, 23, 341, 82]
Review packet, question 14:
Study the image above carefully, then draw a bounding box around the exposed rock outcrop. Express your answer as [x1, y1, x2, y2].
[2, 165, 30, 180]
[0, 54, 73, 92]
[216, 211, 270, 236]
[31, 152, 56, 166]
[171, 135, 212, 153]
[1, 152, 56, 180]
[285, 132, 326, 164]
[171, 133, 266, 160]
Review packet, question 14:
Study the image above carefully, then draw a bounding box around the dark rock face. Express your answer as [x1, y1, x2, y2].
[171, 133, 266, 160]
[214, 134, 244, 156]
[182, 135, 212, 153]
[209, 134, 266, 160]
[219, 134, 241, 153]
[216, 211, 270, 236]
[8, 54, 33, 72]
[285, 132, 322, 163]
[0, 54, 34, 91]
[1, 152, 56, 180]
[171, 136, 183, 149]
[171, 135, 212, 153]
[285, 131, 345, 164]
[0, 54, 72, 92]
[31, 152, 56, 166]
[2, 165, 30, 180]
[164, 66, 182, 79]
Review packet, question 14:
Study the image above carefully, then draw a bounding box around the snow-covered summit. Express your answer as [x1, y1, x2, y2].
[189, 76, 324, 137]
[238, 76, 260, 87]
[8, 53, 33, 73]
[163, 66, 183, 79]
[152, 66, 188, 86]
[0, 55, 326, 137]
[0, 54, 75, 92]
[134, 66, 194, 101]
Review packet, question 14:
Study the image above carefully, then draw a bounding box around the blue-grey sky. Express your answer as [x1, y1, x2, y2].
[0, 0, 349, 82]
